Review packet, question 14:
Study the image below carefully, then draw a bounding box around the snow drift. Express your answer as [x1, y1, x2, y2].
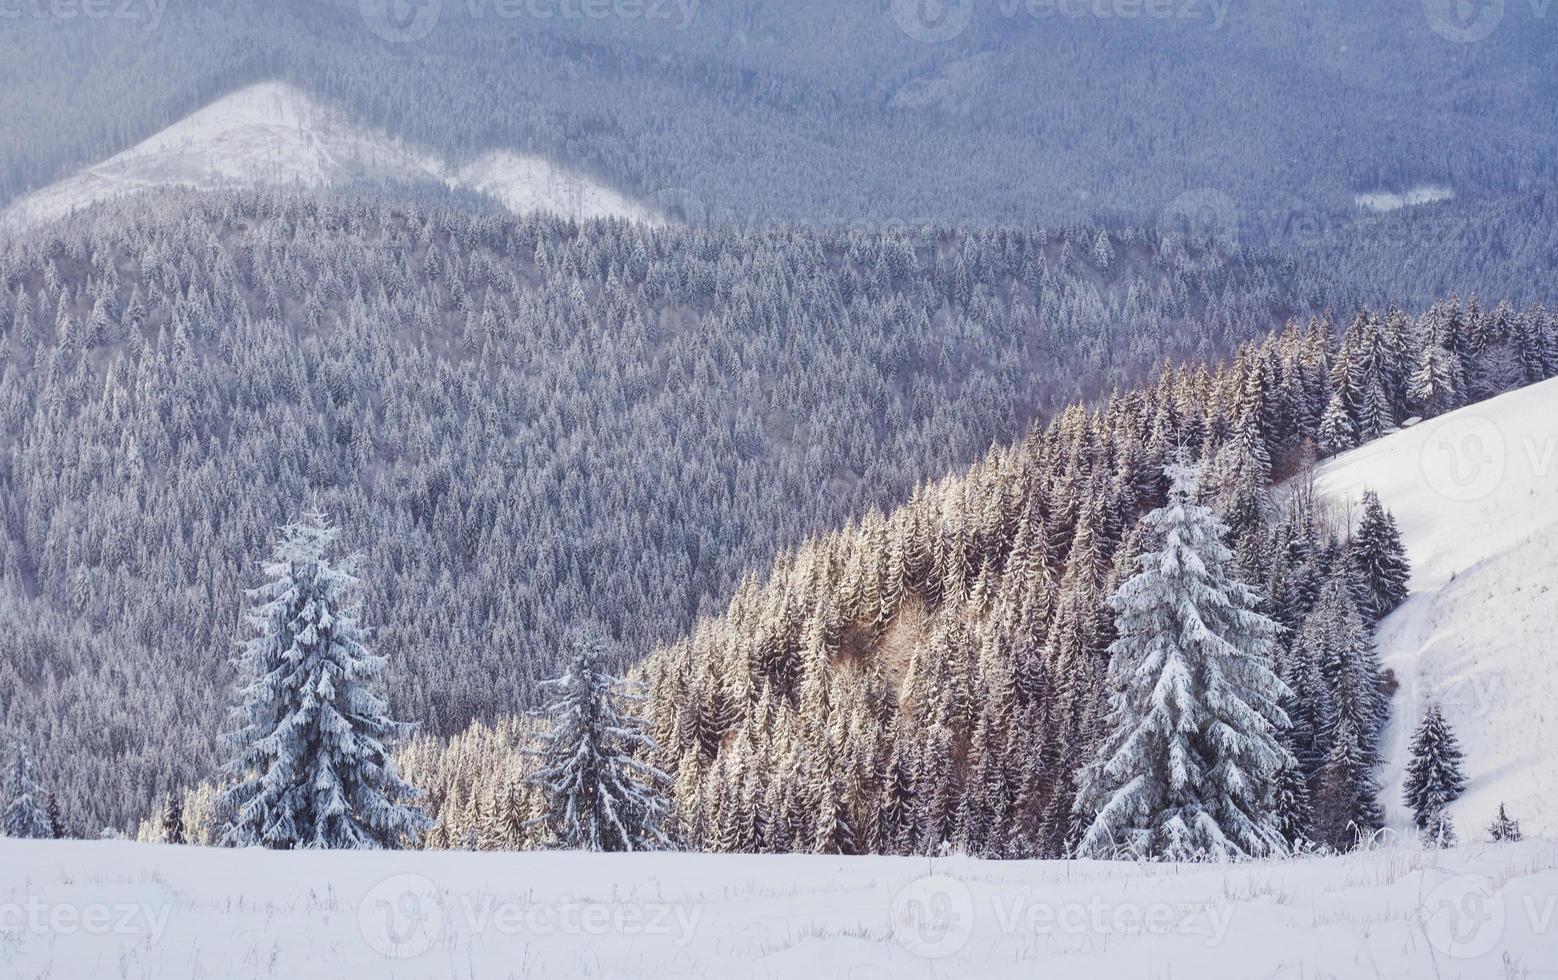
[1315, 375, 1558, 840]
[0, 82, 657, 230]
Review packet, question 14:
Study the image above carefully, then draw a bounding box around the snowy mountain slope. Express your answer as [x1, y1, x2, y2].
[1315, 376, 1558, 840]
[3, 837, 1555, 979]
[0, 82, 657, 230]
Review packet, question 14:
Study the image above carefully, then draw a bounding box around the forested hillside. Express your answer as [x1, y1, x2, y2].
[623, 299, 1553, 859]
[0, 190, 1317, 832]
[378, 296, 1555, 858]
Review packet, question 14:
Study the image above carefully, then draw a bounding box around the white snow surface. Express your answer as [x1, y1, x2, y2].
[3, 837, 1557, 978]
[1315, 376, 1558, 840]
[1353, 185, 1455, 212]
[0, 82, 657, 230]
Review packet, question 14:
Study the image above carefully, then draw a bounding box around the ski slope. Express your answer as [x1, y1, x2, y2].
[1315, 376, 1558, 840]
[0, 82, 657, 230]
[2, 837, 1556, 979]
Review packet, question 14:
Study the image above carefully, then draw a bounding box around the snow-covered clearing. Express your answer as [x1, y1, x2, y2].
[0, 82, 657, 230]
[2, 837, 1556, 978]
[1354, 185, 1455, 212]
[1316, 375, 1558, 840]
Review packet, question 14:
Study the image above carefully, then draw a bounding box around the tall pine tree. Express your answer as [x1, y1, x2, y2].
[1073, 463, 1292, 861]
[1348, 491, 1411, 623]
[532, 631, 672, 852]
[3, 737, 54, 839]
[1403, 700, 1466, 830]
[221, 511, 429, 849]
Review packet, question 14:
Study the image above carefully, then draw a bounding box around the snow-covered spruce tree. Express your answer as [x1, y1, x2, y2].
[1348, 491, 1410, 623]
[160, 795, 185, 845]
[220, 511, 429, 850]
[1313, 714, 1383, 851]
[1072, 462, 1293, 861]
[1422, 810, 1457, 849]
[484, 779, 530, 851]
[1409, 342, 1462, 418]
[1272, 734, 1315, 850]
[45, 794, 64, 840]
[1318, 392, 1358, 457]
[531, 631, 672, 852]
[3, 738, 54, 839]
[1309, 574, 1388, 755]
[1487, 804, 1522, 843]
[1403, 701, 1466, 830]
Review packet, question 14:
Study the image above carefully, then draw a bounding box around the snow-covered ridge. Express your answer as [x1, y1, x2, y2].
[0, 82, 658, 230]
[1315, 376, 1558, 839]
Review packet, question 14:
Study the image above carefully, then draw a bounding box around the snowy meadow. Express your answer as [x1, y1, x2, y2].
[4, 837, 1557, 979]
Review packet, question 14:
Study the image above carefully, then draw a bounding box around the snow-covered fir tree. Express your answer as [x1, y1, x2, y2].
[1272, 745, 1315, 850]
[3, 738, 54, 839]
[1422, 810, 1457, 849]
[160, 795, 185, 845]
[1409, 342, 1462, 418]
[1318, 392, 1358, 456]
[1073, 462, 1292, 861]
[220, 511, 430, 850]
[531, 631, 672, 852]
[1348, 491, 1410, 623]
[1487, 804, 1522, 843]
[1403, 700, 1466, 830]
[45, 794, 64, 840]
[1313, 714, 1383, 851]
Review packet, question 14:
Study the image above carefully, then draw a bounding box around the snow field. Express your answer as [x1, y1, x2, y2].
[1315, 376, 1558, 841]
[3, 837, 1557, 978]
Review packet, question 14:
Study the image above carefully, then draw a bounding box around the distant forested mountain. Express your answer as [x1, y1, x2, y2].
[2, 1, 1556, 305]
[0, 190, 1318, 831]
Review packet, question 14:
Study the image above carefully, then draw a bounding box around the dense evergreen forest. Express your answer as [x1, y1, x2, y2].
[3, 2, 1556, 307]
[322, 295, 1550, 859]
[0, 190, 1326, 832]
